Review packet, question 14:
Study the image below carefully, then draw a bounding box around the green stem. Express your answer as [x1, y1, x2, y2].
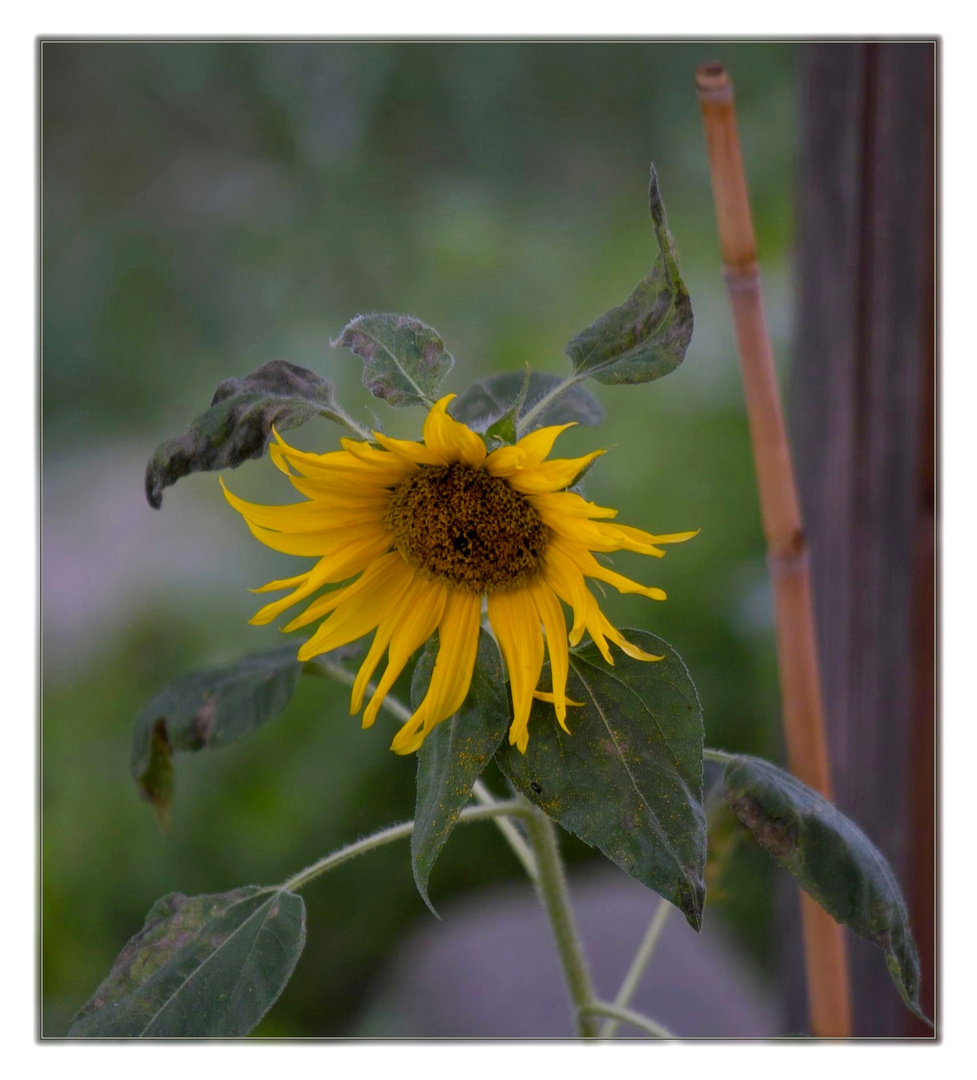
[703, 747, 736, 765]
[599, 897, 673, 1037]
[327, 404, 374, 443]
[581, 1002, 674, 1039]
[515, 372, 587, 439]
[522, 806, 600, 1038]
[310, 656, 538, 882]
[281, 800, 528, 893]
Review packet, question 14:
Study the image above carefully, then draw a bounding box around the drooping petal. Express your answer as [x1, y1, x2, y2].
[422, 395, 487, 468]
[541, 545, 593, 645]
[295, 552, 415, 660]
[487, 588, 545, 753]
[529, 579, 572, 731]
[552, 537, 667, 601]
[361, 579, 448, 729]
[389, 589, 482, 754]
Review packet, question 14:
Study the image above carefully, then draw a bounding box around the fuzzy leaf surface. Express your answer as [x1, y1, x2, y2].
[131, 647, 303, 824]
[333, 312, 453, 407]
[723, 755, 931, 1025]
[496, 630, 706, 929]
[450, 371, 603, 437]
[408, 632, 511, 912]
[145, 360, 342, 508]
[69, 887, 305, 1037]
[565, 165, 693, 385]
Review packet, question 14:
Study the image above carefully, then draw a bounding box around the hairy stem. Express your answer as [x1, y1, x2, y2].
[703, 746, 736, 765]
[523, 806, 599, 1037]
[281, 800, 528, 894]
[600, 897, 673, 1037]
[515, 372, 587, 438]
[310, 655, 538, 881]
[581, 1002, 674, 1039]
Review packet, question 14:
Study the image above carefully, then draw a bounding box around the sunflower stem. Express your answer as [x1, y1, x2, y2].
[309, 656, 540, 883]
[280, 800, 529, 893]
[599, 896, 673, 1037]
[582, 1002, 674, 1039]
[522, 804, 600, 1038]
[515, 371, 587, 439]
[327, 403, 375, 442]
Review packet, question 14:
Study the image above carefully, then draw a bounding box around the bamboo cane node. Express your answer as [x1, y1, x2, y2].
[767, 533, 809, 573]
[695, 63, 731, 101]
[721, 263, 761, 289]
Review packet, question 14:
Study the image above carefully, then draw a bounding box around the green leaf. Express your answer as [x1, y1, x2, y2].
[145, 359, 343, 509]
[409, 631, 511, 914]
[565, 165, 693, 385]
[723, 755, 931, 1026]
[131, 647, 303, 825]
[450, 370, 604, 437]
[69, 887, 306, 1037]
[496, 630, 706, 929]
[333, 312, 454, 407]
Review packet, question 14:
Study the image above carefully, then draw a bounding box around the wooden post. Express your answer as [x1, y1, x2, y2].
[695, 62, 852, 1037]
[791, 42, 936, 1036]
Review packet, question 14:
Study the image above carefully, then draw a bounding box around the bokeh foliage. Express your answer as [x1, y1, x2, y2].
[42, 41, 797, 1036]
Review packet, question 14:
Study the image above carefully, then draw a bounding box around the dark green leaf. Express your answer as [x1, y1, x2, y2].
[145, 359, 343, 509]
[333, 312, 453, 407]
[69, 887, 306, 1037]
[409, 632, 511, 913]
[496, 630, 706, 929]
[565, 165, 693, 385]
[450, 371, 603, 436]
[723, 755, 931, 1026]
[131, 648, 303, 825]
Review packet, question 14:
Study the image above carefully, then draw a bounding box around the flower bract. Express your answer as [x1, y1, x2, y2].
[222, 395, 695, 754]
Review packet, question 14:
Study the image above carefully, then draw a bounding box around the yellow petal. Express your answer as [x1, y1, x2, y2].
[372, 431, 445, 466]
[527, 490, 618, 520]
[295, 553, 413, 660]
[487, 588, 544, 754]
[551, 537, 667, 601]
[484, 422, 576, 477]
[529, 579, 572, 731]
[361, 579, 447, 729]
[541, 546, 592, 645]
[282, 549, 408, 632]
[221, 478, 389, 535]
[389, 589, 482, 754]
[504, 450, 604, 495]
[422, 395, 487, 468]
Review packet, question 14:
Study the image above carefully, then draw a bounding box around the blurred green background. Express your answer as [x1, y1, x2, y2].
[42, 41, 797, 1036]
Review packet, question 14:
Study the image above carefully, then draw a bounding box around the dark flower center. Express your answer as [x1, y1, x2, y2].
[386, 463, 548, 592]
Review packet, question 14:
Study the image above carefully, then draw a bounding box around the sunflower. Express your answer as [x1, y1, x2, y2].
[221, 395, 695, 755]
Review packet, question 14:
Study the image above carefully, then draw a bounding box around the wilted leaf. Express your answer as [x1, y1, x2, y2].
[496, 630, 705, 929]
[145, 359, 344, 508]
[333, 313, 454, 407]
[450, 370, 604, 438]
[410, 632, 511, 913]
[565, 165, 693, 385]
[723, 755, 931, 1026]
[69, 887, 306, 1037]
[131, 648, 303, 824]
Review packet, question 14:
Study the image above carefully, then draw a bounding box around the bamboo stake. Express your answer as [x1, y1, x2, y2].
[695, 62, 852, 1038]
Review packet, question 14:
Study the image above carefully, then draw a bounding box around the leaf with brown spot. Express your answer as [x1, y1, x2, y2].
[723, 755, 931, 1026]
[333, 313, 454, 408]
[145, 359, 346, 508]
[69, 887, 306, 1037]
[131, 648, 304, 823]
[565, 165, 693, 386]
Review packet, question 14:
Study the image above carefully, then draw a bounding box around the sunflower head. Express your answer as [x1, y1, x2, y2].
[222, 395, 695, 756]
